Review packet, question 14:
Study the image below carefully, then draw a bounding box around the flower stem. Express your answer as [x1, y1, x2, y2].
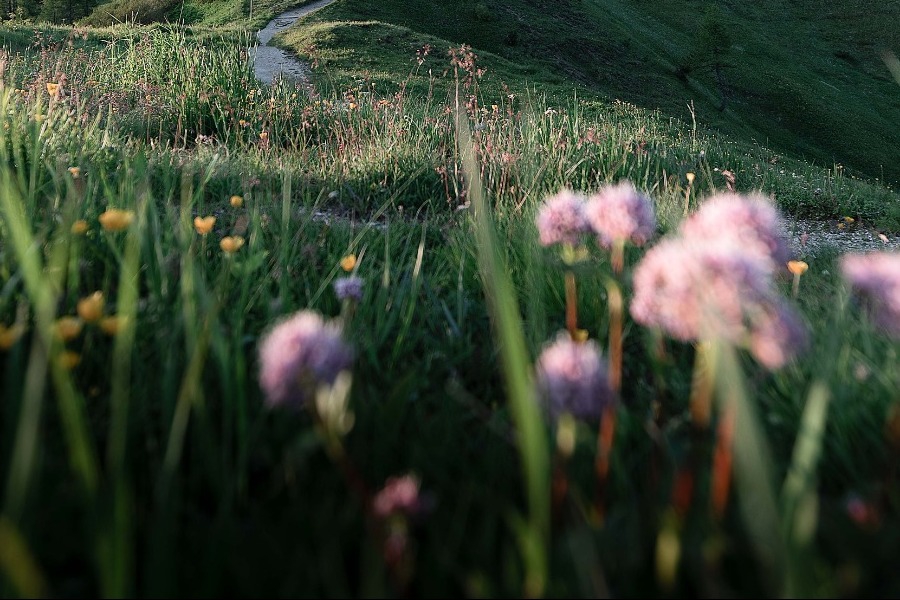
[689, 341, 716, 429]
[605, 279, 623, 392]
[711, 402, 736, 520]
[565, 269, 578, 339]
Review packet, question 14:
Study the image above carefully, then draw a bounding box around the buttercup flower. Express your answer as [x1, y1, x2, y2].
[76, 292, 104, 323]
[230, 195, 244, 208]
[99, 209, 134, 232]
[71, 219, 89, 235]
[334, 276, 364, 302]
[584, 180, 656, 248]
[340, 254, 357, 272]
[258, 310, 354, 409]
[194, 216, 216, 235]
[220, 236, 245, 254]
[535, 189, 589, 247]
[841, 252, 900, 338]
[46, 82, 60, 98]
[56, 317, 83, 341]
[68, 166, 81, 178]
[535, 333, 614, 420]
[99, 316, 125, 336]
[680, 193, 790, 270]
[787, 260, 809, 275]
[0, 323, 26, 350]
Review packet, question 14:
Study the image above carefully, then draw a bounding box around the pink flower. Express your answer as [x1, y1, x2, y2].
[258, 310, 353, 408]
[630, 238, 773, 343]
[373, 475, 423, 518]
[680, 193, 790, 270]
[535, 333, 614, 419]
[748, 302, 809, 369]
[584, 180, 656, 248]
[535, 189, 589, 247]
[841, 252, 900, 338]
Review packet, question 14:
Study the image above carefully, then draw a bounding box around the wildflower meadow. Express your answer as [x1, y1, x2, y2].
[1, 4, 900, 598]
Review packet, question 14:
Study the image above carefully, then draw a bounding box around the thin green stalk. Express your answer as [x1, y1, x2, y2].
[457, 110, 549, 597]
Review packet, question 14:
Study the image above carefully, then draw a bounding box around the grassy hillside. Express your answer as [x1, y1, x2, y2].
[3, 4, 900, 598]
[285, 0, 900, 185]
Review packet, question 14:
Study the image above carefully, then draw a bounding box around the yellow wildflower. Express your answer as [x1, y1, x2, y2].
[56, 317, 83, 341]
[99, 208, 134, 232]
[68, 166, 81, 178]
[220, 236, 245, 254]
[71, 219, 89, 235]
[60, 351, 81, 370]
[843, 216, 855, 224]
[230, 195, 244, 208]
[194, 216, 216, 235]
[99, 316, 126, 336]
[686, 172, 696, 185]
[77, 292, 105, 323]
[0, 323, 26, 350]
[787, 260, 809, 275]
[46, 82, 60, 97]
[340, 254, 356, 272]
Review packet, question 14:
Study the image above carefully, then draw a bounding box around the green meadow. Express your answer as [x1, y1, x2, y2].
[0, 0, 899, 596]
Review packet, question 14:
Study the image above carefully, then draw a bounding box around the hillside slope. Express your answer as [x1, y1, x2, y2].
[290, 0, 900, 185]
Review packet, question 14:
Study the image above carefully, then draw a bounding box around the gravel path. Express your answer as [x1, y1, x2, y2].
[251, 0, 336, 84]
[782, 217, 900, 259]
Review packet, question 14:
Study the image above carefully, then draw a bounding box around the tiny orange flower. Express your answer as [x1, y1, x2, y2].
[348, 102, 357, 110]
[0, 323, 26, 350]
[46, 82, 60, 97]
[71, 219, 89, 235]
[259, 131, 268, 140]
[340, 254, 356, 272]
[99, 208, 134, 232]
[77, 292, 104, 323]
[686, 172, 696, 185]
[229, 195, 243, 208]
[56, 317, 83, 341]
[220, 236, 245, 254]
[99, 316, 126, 336]
[60, 351, 81, 370]
[194, 216, 216, 235]
[68, 166, 81, 178]
[843, 216, 855, 224]
[787, 261, 809, 275]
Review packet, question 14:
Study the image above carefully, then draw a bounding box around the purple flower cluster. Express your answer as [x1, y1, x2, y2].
[680, 193, 791, 270]
[841, 252, 900, 338]
[334, 276, 364, 302]
[535, 189, 590, 247]
[535, 181, 656, 249]
[258, 310, 353, 409]
[535, 333, 614, 420]
[584, 180, 656, 248]
[630, 194, 807, 369]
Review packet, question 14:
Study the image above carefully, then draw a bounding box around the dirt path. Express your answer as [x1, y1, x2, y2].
[251, 0, 336, 85]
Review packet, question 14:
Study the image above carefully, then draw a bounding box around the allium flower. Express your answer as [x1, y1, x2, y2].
[584, 180, 656, 248]
[258, 310, 353, 409]
[680, 193, 790, 269]
[372, 474, 423, 518]
[535, 189, 589, 247]
[748, 302, 809, 369]
[841, 252, 900, 338]
[333, 276, 364, 301]
[535, 333, 614, 420]
[630, 238, 773, 343]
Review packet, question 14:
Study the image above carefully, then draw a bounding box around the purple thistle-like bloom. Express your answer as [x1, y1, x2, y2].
[372, 475, 424, 518]
[841, 252, 900, 338]
[630, 238, 774, 343]
[749, 301, 809, 369]
[334, 276, 364, 302]
[680, 193, 791, 270]
[535, 333, 614, 420]
[584, 180, 656, 248]
[258, 310, 353, 409]
[535, 189, 590, 247]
